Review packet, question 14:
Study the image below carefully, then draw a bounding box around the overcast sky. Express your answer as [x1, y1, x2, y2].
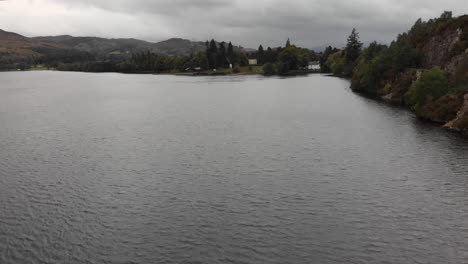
[0, 0, 467, 49]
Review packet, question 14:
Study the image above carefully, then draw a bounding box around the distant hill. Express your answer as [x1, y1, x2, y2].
[32, 35, 154, 56]
[0, 29, 250, 59]
[0, 29, 62, 55]
[151, 38, 207, 56]
[33, 35, 246, 56]
[2, 30, 251, 56]
[0, 29, 26, 41]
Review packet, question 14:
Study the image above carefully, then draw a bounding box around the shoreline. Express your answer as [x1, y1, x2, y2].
[330, 74, 468, 137]
[1, 68, 320, 77]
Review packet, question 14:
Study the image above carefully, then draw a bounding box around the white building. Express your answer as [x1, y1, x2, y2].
[308, 61, 320, 70]
[248, 59, 258, 65]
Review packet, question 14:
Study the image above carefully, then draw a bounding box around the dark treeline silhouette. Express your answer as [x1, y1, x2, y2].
[50, 39, 252, 73]
[250, 39, 319, 76]
[205, 39, 249, 69]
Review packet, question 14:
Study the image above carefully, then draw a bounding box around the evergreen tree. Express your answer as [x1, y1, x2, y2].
[440, 11, 452, 20]
[208, 39, 218, 69]
[409, 18, 426, 45]
[218, 41, 227, 68]
[345, 28, 363, 63]
[205, 40, 211, 68]
[196, 52, 209, 70]
[227, 42, 234, 64]
[320, 46, 333, 73]
[257, 45, 265, 65]
[209, 39, 218, 54]
[265, 47, 275, 63]
[277, 45, 309, 73]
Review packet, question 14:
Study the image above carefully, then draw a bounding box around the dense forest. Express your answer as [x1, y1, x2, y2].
[258, 40, 319, 76]
[52, 40, 247, 74]
[51, 39, 318, 76]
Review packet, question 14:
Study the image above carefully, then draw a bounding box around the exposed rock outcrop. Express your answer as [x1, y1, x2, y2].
[444, 94, 468, 133]
[350, 14, 468, 134]
[379, 70, 417, 104]
[445, 54, 467, 75]
[421, 28, 462, 69]
[417, 94, 464, 123]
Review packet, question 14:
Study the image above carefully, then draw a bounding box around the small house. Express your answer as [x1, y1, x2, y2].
[248, 59, 258, 65]
[308, 61, 320, 70]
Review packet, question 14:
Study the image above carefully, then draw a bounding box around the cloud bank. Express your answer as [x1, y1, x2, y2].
[0, 0, 466, 49]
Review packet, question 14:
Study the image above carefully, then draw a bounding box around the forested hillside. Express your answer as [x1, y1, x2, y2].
[324, 12, 468, 133]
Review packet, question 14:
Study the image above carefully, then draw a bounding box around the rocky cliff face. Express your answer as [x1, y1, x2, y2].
[350, 14, 468, 134]
[418, 27, 468, 131]
[420, 28, 462, 70]
[380, 70, 417, 104]
[444, 94, 468, 133]
[377, 28, 465, 101]
[382, 26, 468, 132]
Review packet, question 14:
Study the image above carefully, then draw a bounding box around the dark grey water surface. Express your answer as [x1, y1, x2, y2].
[0, 72, 467, 264]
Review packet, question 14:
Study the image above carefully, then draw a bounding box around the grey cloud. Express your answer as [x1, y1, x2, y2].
[1, 0, 467, 49]
[51, 0, 234, 15]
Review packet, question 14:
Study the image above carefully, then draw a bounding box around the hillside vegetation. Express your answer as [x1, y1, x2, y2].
[325, 12, 468, 134]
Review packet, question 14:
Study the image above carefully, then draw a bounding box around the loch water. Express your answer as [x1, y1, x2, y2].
[0, 72, 467, 264]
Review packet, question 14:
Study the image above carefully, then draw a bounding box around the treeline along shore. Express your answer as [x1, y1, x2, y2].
[0, 32, 319, 76]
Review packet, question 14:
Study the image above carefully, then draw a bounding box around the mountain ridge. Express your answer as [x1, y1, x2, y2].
[0, 29, 27, 41]
[0, 29, 250, 57]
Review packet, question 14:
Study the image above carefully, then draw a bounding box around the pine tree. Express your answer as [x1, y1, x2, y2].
[257, 45, 265, 65]
[218, 41, 227, 68]
[227, 42, 234, 64]
[320, 46, 334, 73]
[265, 47, 275, 63]
[345, 28, 363, 63]
[205, 40, 211, 68]
[208, 39, 218, 69]
[440, 11, 452, 20]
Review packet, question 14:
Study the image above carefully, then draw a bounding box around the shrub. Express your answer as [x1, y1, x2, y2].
[454, 55, 468, 84]
[233, 65, 241, 73]
[277, 62, 290, 75]
[351, 54, 388, 92]
[405, 67, 450, 110]
[416, 94, 464, 122]
[263, 63, 277, 76]
[278, 46, 309, 71]
[326, 50, 346, 76]
[383, 83, 392, 94]
[351, 36, 420, 93]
